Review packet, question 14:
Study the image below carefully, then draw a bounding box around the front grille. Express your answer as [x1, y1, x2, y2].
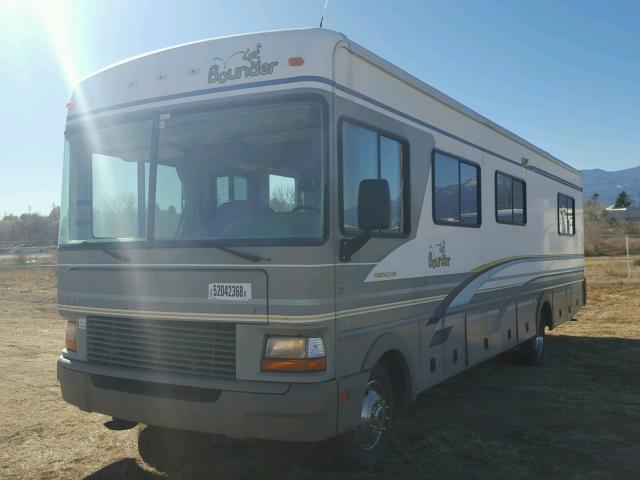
[87, 316, 236, 379]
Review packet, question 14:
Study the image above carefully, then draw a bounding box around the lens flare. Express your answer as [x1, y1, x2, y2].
[29, 0, 78, 87]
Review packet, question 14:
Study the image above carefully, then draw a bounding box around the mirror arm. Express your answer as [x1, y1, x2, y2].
[340, 229, 373, 262]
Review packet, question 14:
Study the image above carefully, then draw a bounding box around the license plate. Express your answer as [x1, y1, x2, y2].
[208, 283, 252, 301]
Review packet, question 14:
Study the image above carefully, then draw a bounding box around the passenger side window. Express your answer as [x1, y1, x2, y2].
[341, 121, 407, 234]
[558, 193, 575, 235]
[495, 171, 526, 225]
[433, 152, 480, 226]
[269, 174, 296, 212]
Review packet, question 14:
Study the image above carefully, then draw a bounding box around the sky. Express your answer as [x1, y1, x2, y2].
[0, 0, 638, 215]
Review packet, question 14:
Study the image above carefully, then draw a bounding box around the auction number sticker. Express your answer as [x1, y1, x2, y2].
[208, 283, 252, 301]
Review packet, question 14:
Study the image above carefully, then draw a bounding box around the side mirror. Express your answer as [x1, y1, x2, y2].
[358, 179, 391, 230]
[340, 179, 391, 262]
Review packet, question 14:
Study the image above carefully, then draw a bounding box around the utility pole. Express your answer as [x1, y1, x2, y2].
[625, 233, 631, 278]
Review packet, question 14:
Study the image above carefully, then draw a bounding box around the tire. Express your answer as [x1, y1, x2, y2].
[328, 364, 394, 470]
[521, 304, 549, 366]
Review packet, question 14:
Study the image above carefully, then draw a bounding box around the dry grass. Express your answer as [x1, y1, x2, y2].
[1, 259, 639, 479]
[584, 236, 640, 257]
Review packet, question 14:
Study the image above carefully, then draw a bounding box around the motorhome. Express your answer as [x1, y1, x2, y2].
[57, 28, 585, 468]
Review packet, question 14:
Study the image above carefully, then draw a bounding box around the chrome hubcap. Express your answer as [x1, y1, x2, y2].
[533, 335, 544, 356]
[355, 380, 390, 450]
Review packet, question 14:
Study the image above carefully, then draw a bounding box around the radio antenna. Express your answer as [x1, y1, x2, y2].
[319, 0, 329, 27]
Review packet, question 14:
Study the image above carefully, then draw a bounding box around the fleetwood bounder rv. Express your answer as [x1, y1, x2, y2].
[57, 28, 585, 468]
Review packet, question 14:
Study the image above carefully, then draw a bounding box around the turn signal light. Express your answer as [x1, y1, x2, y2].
[65, 320, 78, 352]
[288, 57, 305, 67]
[261, 357, 326, 372]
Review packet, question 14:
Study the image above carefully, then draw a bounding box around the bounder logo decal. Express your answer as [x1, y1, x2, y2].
[208, 43, 279, 85]
[428, 240, 451, 269]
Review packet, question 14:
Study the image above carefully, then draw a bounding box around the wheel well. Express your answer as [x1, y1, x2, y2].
[378, 350, 411, 405]
[540, 301, 553, 328]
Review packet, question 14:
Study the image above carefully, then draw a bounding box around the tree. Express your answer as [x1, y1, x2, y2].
[588, 192, 600, 205]
[49, 205, 60, 221]
[0, 211, 59, 244]
[614, 191, 632, 208]
[269, 183, 296, 212]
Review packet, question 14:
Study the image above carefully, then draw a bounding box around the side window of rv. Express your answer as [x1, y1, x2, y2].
[558, 193, 575, 235]
[495, 172, 526, 225]
[341, 121, 407, 234]
[216, 175, 248, 206]
[269, 174, 297, 212]
[433, 152, 480, 226]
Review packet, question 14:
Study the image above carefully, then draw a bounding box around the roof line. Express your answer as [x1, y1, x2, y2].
[72, 27, 579, 179]
[341, 38, 581, 178]
[74, 27, 344, 87]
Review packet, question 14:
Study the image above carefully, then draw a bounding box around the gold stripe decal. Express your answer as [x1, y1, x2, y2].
[58, 294, 446, 323]
[471, 254, 582, 272]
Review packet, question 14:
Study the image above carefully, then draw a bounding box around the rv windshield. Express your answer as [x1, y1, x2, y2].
[59, 100, 325, 245]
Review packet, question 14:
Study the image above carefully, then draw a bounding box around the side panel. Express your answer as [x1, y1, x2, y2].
[442, 313, 467, 377]
[466, 306, 503, 367]
[332, 44, 585, 402]
[570, 283, 582, 318]
[502, 300, 519, 349]
[553, 287, 570, 327]
[517, 296, 538, 342]
[420, 317, 446, 388]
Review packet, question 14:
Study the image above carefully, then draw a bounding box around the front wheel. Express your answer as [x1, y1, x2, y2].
[329, 364, 394, 470]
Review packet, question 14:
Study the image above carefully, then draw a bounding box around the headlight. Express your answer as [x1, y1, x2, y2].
[261, 336, 326, 372]
[65, 320, 78, 352]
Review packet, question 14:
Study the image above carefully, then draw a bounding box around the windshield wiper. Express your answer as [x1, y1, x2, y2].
[75, 242, 268, 263]
[77, 241, 130, 262]
[215, 246, 270, 263]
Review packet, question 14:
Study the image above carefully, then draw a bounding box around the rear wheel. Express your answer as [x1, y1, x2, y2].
[521, 303, 550, 366]
[329, 364, 394, 470]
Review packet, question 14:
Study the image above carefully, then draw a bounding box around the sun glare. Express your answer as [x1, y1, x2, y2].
[0, 0, 20, 8]
[29, 0, 79, 88]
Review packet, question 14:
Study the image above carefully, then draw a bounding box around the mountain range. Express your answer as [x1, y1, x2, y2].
[580, 166, 640, 207]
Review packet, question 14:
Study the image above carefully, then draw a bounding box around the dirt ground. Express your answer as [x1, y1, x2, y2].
[1, 257, 639, 479]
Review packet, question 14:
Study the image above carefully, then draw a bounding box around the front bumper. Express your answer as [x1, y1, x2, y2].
[57, 356, 341, 441]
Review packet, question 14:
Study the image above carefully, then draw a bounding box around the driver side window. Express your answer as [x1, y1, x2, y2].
[340, 120, 408, 234]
